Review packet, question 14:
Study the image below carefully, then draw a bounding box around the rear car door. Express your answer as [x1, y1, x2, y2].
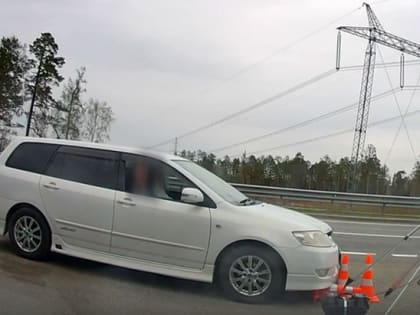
[0, 142, 59, 234]
[111, 154, 212, 269]
[40, 146, 119, 252]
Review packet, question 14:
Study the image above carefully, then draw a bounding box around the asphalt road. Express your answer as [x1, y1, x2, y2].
[1, 218, 420, 315]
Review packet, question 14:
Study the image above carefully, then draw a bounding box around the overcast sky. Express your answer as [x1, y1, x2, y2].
[2, 0, 420, 173]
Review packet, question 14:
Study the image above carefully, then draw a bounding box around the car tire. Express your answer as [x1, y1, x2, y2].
[216, 244, 286, 303]
[8, 207, 51, 260]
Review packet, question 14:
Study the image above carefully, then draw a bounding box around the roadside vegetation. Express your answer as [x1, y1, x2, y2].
[179, 148, 420, 197]
[0, 33, 114, 149]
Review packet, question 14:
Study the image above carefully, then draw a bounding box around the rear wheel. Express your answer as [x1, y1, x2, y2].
[8, 207, 51, 260]
[217, 244, 286, 303]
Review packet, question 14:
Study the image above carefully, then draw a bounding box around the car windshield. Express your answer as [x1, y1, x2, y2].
[174, 160, 254, 206]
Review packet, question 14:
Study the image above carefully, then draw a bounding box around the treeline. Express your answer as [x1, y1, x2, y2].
[0, 33, 114, 149]
[179, 147, 420, 197]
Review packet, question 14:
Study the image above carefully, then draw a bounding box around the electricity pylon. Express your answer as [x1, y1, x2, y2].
[337, 2, 420, 191]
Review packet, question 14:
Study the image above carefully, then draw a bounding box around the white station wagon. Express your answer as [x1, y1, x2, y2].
[0, 137, 338, 303]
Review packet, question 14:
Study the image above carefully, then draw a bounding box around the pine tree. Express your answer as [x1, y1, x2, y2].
[0, 36, 28, 147]
[26, 32, 65, 137]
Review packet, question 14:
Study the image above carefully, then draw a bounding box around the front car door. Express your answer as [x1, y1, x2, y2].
[111, 154, 212, 269]
[40, 145, 119, 252]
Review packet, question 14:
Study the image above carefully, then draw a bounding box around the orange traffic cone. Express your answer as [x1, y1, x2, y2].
[337, 254, 349, 287]
[360, 254, 380, 303]
[330, 284, 363, 295]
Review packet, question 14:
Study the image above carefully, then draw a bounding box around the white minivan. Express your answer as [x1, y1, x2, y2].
[0, 137, 338, 303]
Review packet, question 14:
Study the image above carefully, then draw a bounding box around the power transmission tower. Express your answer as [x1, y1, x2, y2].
[337, 2, 420, 192]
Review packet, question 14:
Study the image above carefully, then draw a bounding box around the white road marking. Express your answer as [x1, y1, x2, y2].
[334, 231, 420, 239]
[384, 266, 420, 315]
[391, 254, 419, 258]
[341, 251, 419, 258]
[342, 251, 376, 256]
[342, 251, 418, 258]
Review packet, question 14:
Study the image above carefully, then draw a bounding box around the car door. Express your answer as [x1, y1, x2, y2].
[40, 145, 119, 252]
[111, 154, 212, 269]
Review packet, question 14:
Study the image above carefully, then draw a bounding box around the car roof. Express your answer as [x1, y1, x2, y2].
[13, 137, 187, 163]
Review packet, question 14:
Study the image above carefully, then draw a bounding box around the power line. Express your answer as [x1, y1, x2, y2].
[148, 5, 364, 150]
[377, 46, 417, 162]
[197, 0, 395, 95]
[210, 8, 360, 84]
[149, 1, 403, 153]
[147, 5, 374, 149]
[210, 88, 400, 153]
[195, 5, 361, 98]
[385, 73, 420, 164]
[147, 68, 338, 149]
[340, 59, 420, 71]
[149, 60, 420, 150]
[240, 108, 420, 157]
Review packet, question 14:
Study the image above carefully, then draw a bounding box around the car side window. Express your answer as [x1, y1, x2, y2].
[6, 143, 58, 174]
[45, 146, 119, 190]
[164, 164, 195, 201]
[119, 154, 206, 204]
[120, 154, 154, 196]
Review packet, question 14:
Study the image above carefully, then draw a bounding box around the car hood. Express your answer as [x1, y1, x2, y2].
[247, 202, 332, 234]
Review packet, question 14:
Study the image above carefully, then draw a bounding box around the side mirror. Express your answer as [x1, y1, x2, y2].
[181, 187, 204, 204]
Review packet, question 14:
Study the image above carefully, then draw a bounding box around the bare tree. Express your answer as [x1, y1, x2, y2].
[82, 98, 114, 143]
[52, 67, 86, 139]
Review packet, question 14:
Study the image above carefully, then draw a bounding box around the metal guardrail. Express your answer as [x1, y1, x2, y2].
[232, 183, 420, 209]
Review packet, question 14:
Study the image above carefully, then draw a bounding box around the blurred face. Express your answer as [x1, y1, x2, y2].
[134, 160, 148, 191]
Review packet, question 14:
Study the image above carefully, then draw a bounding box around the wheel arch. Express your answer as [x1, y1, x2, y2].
[214, 239, 288, 276]
[4, 202, 51, 235]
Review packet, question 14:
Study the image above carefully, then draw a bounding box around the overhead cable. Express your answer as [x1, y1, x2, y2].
[384, 73, 420, 164]
[211, 88, 400, 153]
[148, 68, 337, 148]
[241, 108, 420, 157]
[377, 46, 417, 162]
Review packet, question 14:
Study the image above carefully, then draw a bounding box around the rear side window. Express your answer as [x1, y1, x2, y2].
[6, 142, 58, 174]
[46, 146, 119, 190]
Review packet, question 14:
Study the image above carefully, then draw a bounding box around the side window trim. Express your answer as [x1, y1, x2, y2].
[57, 145, 119, 160]
[43, 145, 60, 174]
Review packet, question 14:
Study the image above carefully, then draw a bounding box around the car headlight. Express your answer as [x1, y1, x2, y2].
[292, 230, 335, 247]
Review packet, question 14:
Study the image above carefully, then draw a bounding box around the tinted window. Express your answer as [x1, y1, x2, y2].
[119, 154, 215, 207]
[120, 154, 181, 199]
[46, 146, 119, 189]
[6, 142, 58, 174]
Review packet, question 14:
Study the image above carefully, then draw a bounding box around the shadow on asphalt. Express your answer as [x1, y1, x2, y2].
[0, 237, 314, 306]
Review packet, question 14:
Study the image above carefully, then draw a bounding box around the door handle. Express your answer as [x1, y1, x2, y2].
[117, 198, 136, 207]
[43, 182, 60, 190]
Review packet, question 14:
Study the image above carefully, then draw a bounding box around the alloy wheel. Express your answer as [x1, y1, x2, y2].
[228, 255, 272, 297]
[13, 216, 42, 253]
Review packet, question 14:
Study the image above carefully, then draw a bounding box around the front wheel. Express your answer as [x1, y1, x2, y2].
[216, 244, 286, 303]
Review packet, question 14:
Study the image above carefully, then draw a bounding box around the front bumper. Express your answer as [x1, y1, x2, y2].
[281, 244, 339, 291]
